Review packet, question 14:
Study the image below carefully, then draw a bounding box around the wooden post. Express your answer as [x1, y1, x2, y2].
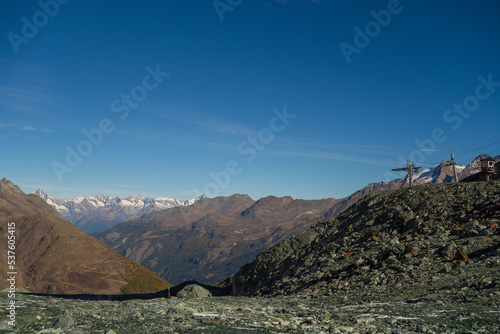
[392, 160, 421, 188]
[450, 153, 458, 183]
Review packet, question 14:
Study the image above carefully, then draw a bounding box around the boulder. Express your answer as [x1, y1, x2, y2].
[176, 284, 212, 299]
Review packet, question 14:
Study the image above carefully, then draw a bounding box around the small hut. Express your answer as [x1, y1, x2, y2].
[480, 158, 495, 174]
[480, 157, 496, 182]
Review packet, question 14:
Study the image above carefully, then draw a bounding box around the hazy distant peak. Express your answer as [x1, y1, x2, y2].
[34, 188, 48, 199]
[126, 194, 144, 201]
[227, 193, 254, 201]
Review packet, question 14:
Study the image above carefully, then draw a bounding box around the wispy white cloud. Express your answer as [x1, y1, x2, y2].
[273, 137, 396, 157]
[0, 60, 71, 115]
[275, 0, 320, 3]
[0, 123, 52, 139]
[0, 84, 65, 107]
[158, 109, 256, 136]
[20, 125, 51, 133]
[268, 149, 392, 166]
[0, 123, 16, 128]
[112, 127, 242, 153]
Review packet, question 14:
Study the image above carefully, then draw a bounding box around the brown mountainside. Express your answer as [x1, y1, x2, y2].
[0, 178, 171, 294]
[95, 194, 337, 285]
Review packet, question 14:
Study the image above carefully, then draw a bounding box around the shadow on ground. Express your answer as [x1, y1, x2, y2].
[22, 280, 232, 301]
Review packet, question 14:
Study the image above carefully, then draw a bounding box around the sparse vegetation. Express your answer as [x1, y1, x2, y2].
[120, 262, 171, 294]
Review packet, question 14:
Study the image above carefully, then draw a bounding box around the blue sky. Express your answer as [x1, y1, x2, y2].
[1, 0, 499, 200]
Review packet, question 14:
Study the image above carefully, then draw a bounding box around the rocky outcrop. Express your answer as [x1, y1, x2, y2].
[177, 284, 212, 299]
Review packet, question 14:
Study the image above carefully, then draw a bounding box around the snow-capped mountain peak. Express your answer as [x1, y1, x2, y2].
[411, 160, 466, 184]
[35, 191, 203, 233]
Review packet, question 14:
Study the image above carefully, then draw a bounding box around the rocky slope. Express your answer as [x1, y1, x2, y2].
[0, 178, 171, 295]
[232, 181, 500, 300]
[95, 194, 337, 285]
[35, 189, 201, 233]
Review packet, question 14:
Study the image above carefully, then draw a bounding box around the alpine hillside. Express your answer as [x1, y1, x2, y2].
[0, 178, 171, 295]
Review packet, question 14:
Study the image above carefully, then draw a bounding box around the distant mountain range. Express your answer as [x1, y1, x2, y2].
[35, 158, 476, 234]
[93, 194, 337, 285]
[34, 189, 202, 233]
[34, 155, 497, 285]
[0, 178, 171, 294]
